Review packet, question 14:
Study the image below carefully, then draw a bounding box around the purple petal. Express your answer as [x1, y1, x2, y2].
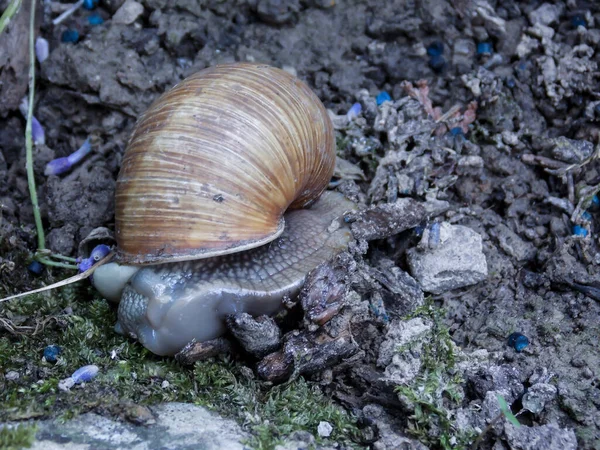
[35, 37, 49, 63]
[32, 116, 45, 145]
[44, 157, 72, 176]
[71, 364, 99, 384]
[346, 102, 362, 120]
[67, 138, 92, 165]
[90, 244, 111, 262]
[78, 257, 94, 273]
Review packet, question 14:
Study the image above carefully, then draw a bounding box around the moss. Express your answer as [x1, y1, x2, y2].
[191, 359, 361, 449]
[396, 300, 477, 449]
[0, 283, 360, 449]
[0, 424, 37, 450]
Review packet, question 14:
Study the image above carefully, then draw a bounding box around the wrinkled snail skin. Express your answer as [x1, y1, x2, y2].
[95, 191, 355, 356]
[91, 63, 352, 356]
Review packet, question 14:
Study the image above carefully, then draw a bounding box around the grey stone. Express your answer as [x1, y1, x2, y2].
[348, 198, 426, 241]
[362, 404, 428, 450]
[378, 318, 432, 385]
[505, 422, 577, 450]
[493, 224, 536, 262]
[226, 313, 282, 358]
[522, 383, 557, 414]
[407, 222, 488, 294]
[528, 3, 564, 27]
[26, 402, 249, 450]
[112, 0, 145, 25]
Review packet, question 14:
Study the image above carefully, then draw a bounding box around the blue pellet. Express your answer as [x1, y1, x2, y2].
[27, 261, 44, 275]
[507, 332, 529, 352]
[581, 211, 592, 221]
[450, 127, 464, 137]
[426, 41, 444, 56]
[573, 225, 588, 237]
[477, 42, 492, 55]
[61, 29, 80, 43]
[571, 15, 586, 28]
[429, 54, 446, 73]
[43, 345, 61, 363]
[83, 0, 97, 10]
[88, 13, 104, 25]
[506, 78, 516, 88]
[376, 91, 392, 106]
[592, 195, 600, 207]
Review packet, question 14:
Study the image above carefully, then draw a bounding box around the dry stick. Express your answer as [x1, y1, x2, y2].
[0, 251, 115, 303]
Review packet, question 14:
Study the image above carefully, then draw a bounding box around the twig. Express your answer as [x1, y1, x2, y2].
[0, 0, 22, 35]
[24, 0, 45, 251]
[51, 0, 83, 25]
[0, 251, 114, 303]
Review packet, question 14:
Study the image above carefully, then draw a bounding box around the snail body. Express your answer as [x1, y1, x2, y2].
[92, 63, 356, 355]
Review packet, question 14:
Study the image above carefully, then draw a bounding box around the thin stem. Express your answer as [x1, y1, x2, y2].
[0, 0, 23, 35]
[35, 257, 78, 270]
[50, 253, 79, 263]
[25, 0, 45, 251]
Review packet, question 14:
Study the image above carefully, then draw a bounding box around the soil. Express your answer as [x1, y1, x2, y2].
[1, 0, 600, 449]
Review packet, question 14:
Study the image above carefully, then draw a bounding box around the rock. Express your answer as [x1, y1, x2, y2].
[528, 3, 564, 27]
[377, 318, 432, 385]
[317, 421, 333, 437]
[493, 224, 536, 262]
[275, 431, 316, 450]
[300, 253, 356, 328]
[361, 404, 428, 450]
[407, 222, 488, 294]
[466, 365, 524, 404]
[112, 0, 145, 25]
[367, 258, 424, 317]
[26, 403, 249, 449]
[226, 313, 281, 358]
[347, 198, 426, 241]
[504, 422, 577, 450]
[522, 383, 557, 414]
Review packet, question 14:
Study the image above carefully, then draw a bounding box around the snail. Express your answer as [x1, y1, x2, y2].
[92, 63, 357, 356]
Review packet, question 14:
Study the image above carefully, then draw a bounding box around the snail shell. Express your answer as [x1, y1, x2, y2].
[116, 63, 336, 265]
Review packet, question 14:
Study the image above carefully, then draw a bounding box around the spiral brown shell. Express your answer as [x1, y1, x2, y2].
[115, 63, 336, 265]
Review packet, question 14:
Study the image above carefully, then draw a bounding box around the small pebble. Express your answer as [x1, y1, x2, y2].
[43, 345, 61, 363]
[572, 225, 588, 237]
[161, 380, 170, 389]
[27, 260, 44, 275]
[5, 371, 19, 381]
[88, 13, 104, 25]
[476, 42, 492, 55]
[376, 91, 392, 106]
[61, 29, 79, 43]
[507, 332, 529, 352]
[71, 364, 99, 384]
[317, 421, 333, 438]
